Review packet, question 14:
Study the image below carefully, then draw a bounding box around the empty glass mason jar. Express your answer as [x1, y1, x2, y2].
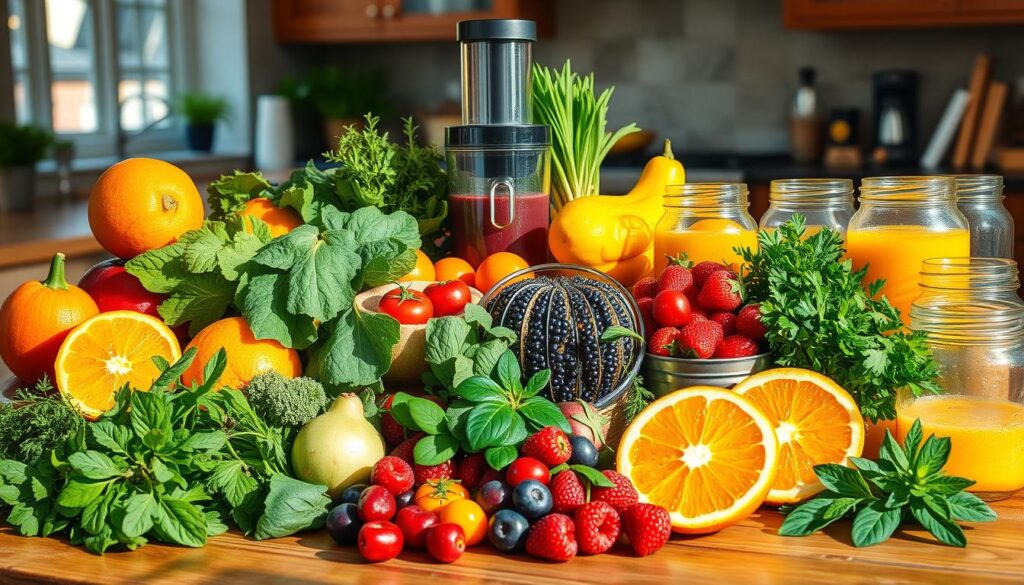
[759, 178, 855, 236]
[953, 175, 1013, 258]
[901, 257, 1024, 501]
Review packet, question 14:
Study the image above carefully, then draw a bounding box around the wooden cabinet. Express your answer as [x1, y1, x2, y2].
[273, 0, 553, 43]
[784, 0, 1024, 28]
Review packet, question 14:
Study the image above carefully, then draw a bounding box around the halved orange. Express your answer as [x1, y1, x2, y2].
[733, 368, 864, 505]
[55, 310, 181, 419]
[617, 386, 779, 534]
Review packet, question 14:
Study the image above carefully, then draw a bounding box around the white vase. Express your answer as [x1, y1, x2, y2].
[254, 95, 295, 173]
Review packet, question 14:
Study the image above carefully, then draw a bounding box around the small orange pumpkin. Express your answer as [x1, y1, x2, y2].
[0, 253, 100, 383]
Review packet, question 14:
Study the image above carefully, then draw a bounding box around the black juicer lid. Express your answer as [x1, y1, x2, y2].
[446, 124, 550, 148]
[457, 19, 537, 42]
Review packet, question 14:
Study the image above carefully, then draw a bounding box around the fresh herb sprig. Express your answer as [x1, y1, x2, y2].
[779, 419, 996, 547]
[740, 215, 942, 421]
[0, 376, 84, 464]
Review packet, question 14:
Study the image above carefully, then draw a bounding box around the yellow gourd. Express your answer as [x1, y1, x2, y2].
[548, 140, 686, 286]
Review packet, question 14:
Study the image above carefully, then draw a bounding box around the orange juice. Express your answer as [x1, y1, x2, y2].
[897, 395, 1024, 497]
[845, 226, 969, 325]
[653, 218, 758, 275]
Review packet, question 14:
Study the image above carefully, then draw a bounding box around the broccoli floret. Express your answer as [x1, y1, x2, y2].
[246, 372, 328, 428]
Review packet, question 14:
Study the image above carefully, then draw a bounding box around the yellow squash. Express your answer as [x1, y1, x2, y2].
[548, 140, 685, 286]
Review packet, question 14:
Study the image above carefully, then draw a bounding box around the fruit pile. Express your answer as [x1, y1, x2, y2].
[330, 426, 671, 563]
[633, 257, 767, 359]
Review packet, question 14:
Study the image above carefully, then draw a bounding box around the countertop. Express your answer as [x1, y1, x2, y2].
[0, 199, 103, 269]
[0, 493, 1018, 584]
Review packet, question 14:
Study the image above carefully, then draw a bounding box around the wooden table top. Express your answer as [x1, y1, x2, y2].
[0, 493, 1020, 584]
[0, 199, 102, 269]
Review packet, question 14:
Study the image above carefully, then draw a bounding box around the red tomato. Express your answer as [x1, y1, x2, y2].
[357, 520, 404, 562]
[505, 457, 550, 486]
[652, 289, 692, 327]
[377, 285, 434, 325]
[423, 280, 471, 317]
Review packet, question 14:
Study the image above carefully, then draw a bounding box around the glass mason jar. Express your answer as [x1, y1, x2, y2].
[846, 176, 970, 325]
[653, 183, 758, 276]
[902, 258, 1024, 501]
[953, 175, 1013, 258]
[759, 178, 855, 236]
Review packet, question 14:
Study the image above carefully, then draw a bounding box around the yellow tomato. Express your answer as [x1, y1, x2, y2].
[414, 478, 468, 512]
[399, 249, 436, 283]
[475, 252, 531, 293]
[434, 257, 476, 288]
[438, 499, 488, 546]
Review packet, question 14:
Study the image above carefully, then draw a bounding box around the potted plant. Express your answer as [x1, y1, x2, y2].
[0, 122, 53, 212]
[278, 67, 391, 148]
[177, 92, 230, 152]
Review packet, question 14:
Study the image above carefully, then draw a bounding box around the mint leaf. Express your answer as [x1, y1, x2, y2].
[495, 351, 521, 392]
[307, 307, 400, 389]
[455, 376, 506, 404]
[911, 502, 966, 547]
[902, 417, 924, 462]
[850, 500, 901, 547]
[947, 491, 997, 522]
[484, 445, 518, 471]
[572, 465, 615, 488]
[916, 435, 951, 478]
[121, 492, 157, 538]
[779, 497, 850, 537]
[407, 396, 446, 435]
[471, 339, 508, 379]
[57, 480, 107, 509]
[444, 400, 475, 442]
[152, 497, 208, 547]
[413, 433, 459, 466]
[813, 464, 873, 498]
[517, 396, 571, 433]
[879, 430, 910, 471]
[207, 460, 259, 508]
[68, 451, 122, 481]
[523, 369, 552, 398]
[923, 474, 974, 496]
[463, 303, 494, 331]
[235, 266, 318, 349]
[465, 403, 514, 451]
[425, 317, 473, 363]
[600, 325, 644, 343]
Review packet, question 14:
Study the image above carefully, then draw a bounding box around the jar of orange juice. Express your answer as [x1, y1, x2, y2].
[759, 178, 855, 236]
[846, 176, 969, 325]
[653, 183, 758, 275]
[900, 257, 1024, 501]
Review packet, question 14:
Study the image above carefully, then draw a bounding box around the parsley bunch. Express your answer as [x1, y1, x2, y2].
[740, 215, 941, 421]
[779, 420, 996, 547]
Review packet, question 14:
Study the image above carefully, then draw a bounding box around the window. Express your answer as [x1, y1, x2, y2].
[6, 0, 189, 158]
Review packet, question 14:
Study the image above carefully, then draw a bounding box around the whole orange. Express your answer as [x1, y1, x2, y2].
[181, 316, 302, 390]
[88, 158, 205, 259]
[0, 253, 99, 383]
[434, 257, 476, 288]
[475, 252, 532, 293]
[438, 499, 488, 546]
[398, 249, 436, 283]
[239, 197, 303, 238]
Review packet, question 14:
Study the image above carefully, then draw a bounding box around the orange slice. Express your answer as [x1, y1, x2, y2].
[733, 368, 864, 505]
[55, 310, 181, 419]
[617, 386, 778, 534]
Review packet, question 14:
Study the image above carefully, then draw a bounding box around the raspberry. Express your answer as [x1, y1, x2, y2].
[590, 470, 639, 512]
[370, 456, 415, 495]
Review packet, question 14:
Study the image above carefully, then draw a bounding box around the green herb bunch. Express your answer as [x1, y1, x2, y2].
[740, 215, 941, 421]
[0, 376, 85, 464]
[780, 420, 996, 547]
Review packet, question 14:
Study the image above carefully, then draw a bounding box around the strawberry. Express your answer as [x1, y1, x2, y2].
[658, 264, 695, 295]
[379, 394, 406, 447]
[389, 432, 425, 465]
[736, 303, 768, 340]
[370, 456, 415, 495]
[574, 501, 621, 555]
[550, 470, 586, 514]
[636, 296, 656, 337]
[632, 277, 658, 300]
[414, 459, 456, 485]
[647, 326, 680, 357]
[692, 261, 730, 288]
[621, 503, 672, 557]
[454, 452, 487, 490]
[710, 312, 737, 336]
[689, 308, 708, 323]
[525, 513, 578, 561]
[714, 334, 760, 359]
[590, 470, 639, 512]
[522, 426, 573, 467]
[697, 270, 742, 312]
[678, 320, 724, 359]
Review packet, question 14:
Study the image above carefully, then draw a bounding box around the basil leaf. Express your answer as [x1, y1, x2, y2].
[910, 501, 966, 547]
[495, 351, 522, 393]
[254, 474, 331, 540]
[484, 445, 518, 471]
[916, 435, 951, 478]
[387, 392, 419, 431]
[152, 497, 208, 547]
[572, 465, 615, 488]
[923, 474, 974, 496]
[57, 480, 108, 509]
[444, 400, 476, 442]
[517, 397, 571, 433]
[813, 464, 873, 498]
[779, 497, 851, 537]
[600, 325, 644, 343]
[523, 369, 552, 398]
[505, 412, 529, 444]
[68, 451, 122, 481]
[413, 433, 459, 466]
[947, 491, 997, 522]
[465, 403, 514, 451]
[121, 492, 157, 538]
[455, 376, 506, 404]
[850, 500, 902, 547]
[408, 396, 446, 435]
[878, 430, 910, 472]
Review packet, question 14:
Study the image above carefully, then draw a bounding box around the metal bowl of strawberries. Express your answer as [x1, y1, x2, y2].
[632, 261, 773, 397]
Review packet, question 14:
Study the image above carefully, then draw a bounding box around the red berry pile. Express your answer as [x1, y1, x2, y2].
[633, 259, 767, 359]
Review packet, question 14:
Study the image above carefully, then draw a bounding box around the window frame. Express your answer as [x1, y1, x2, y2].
[10, 0, 193, 158]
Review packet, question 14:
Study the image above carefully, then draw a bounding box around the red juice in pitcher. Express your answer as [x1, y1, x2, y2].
[450, 191, 549, 267]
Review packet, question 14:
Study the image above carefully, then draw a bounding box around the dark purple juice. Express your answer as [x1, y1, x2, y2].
[450, 192, 550, 267]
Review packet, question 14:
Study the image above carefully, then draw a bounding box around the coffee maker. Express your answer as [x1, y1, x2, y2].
[871, 70, 918, 165]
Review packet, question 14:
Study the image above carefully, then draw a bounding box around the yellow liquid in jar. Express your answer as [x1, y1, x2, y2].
[897, 395, 1024, 496]
[653, 219, 757, 275]
[845, 226, 970, 325]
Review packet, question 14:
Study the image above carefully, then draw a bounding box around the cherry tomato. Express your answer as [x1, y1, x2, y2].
[424, 280, 472, 317]
[505, 457, 550, 486]
[652, 289, 692, 327]
[357, 520, 404, 562]
[475, 252, 532, 293]
[426, 522, 466, 563]
[434, 257, 477, 288]
[377, 285, 434, 325]
[414, 478, 469, 512]
[399, 249, 436, 283]
[437, 499, 487, 546]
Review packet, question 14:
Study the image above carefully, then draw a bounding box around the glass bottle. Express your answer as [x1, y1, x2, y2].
[902, 257, 1024, 501]
[653, 183, 758, 275]
[846, 176, 970, 325]
[953, 175, 1013, 258]
[790, 66, 822, 164]
[759, 178, 855, 236]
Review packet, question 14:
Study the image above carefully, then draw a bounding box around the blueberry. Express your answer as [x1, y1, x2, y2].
[568, 435, 599, 467]
[394, 489, 415, 510]
[512, 479, 552, 520]
[488, 509, 531, 553]
[325, 503, 362, 545]
[339, 483, 367, 505]
[475, 480, 512, 515]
